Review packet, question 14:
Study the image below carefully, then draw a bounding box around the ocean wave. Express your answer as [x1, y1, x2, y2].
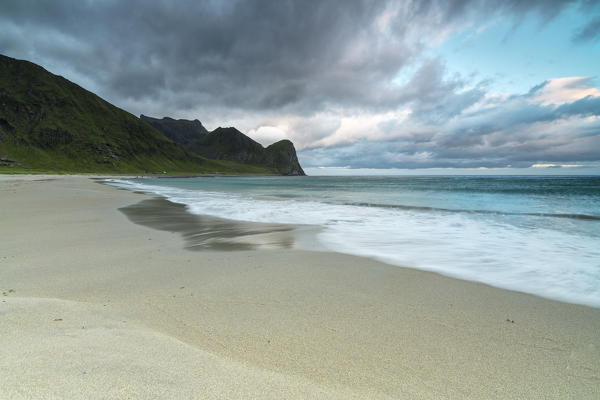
[328, 201, 600, 221]
[106, 178, 600, 308]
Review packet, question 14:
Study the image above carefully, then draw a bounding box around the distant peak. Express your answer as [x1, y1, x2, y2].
[212, 126, 242, 134]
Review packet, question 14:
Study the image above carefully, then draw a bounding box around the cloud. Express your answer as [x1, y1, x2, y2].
[299, 78, 600, 169]
[531, 163, 582, 168]
[573, 15, 600, 41]
[0, 0, 585, 117]
[0, 0, 598, 170]
[532, 77, 600, 105]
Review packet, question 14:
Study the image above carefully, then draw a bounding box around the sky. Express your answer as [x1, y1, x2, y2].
[1, 0, 599, 174]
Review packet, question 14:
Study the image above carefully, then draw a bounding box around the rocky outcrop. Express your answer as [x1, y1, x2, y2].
[266, 140, 305, 176]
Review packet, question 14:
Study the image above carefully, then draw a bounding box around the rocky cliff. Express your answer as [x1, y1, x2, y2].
[143, 119, 306, 176]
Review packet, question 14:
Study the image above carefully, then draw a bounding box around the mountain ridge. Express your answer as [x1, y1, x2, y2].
[0, 54, 304, 175]
[140, 115, 208, 146]
[141, 116, 305, 176]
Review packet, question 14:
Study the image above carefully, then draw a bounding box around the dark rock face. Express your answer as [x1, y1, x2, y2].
[266, 140, 305, 176]
[140, 115, 208, 146]
[0, 117, 15, 133]
[188, 127, 268, 164]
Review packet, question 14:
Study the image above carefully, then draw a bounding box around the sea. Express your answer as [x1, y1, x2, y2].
[108, 175, 600, 308]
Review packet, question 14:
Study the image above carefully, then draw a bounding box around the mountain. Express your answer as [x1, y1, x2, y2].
[0, 54, 278, 174]
[142, 120, 305, 176]
[265, 139, 305, 176]
[187, 127, 267, 164]
[140, 115, 208, 146]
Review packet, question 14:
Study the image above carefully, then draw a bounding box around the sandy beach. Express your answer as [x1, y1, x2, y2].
[1, 175, 599, 399]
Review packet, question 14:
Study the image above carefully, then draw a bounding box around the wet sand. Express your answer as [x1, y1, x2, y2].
[1, 175, 599, 399]
[119, 196, 312, 251]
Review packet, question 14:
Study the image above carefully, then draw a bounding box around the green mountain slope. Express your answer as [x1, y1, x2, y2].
[0, 54, 274, 174]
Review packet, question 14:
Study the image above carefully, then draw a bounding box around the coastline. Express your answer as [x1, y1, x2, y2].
[1, 175, 599, 398]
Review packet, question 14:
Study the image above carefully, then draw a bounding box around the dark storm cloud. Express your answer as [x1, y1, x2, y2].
[1, 0, 597, 169]
[0, 0, 582, 116]
[1, 0, 391, 114]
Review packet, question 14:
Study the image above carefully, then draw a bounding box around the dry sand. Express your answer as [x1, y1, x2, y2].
[1, 175, 599, 399]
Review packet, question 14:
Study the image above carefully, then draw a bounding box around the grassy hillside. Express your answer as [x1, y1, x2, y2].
[0, 54, 276, 174]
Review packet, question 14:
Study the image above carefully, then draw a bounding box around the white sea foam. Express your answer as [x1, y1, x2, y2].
[107, 178, 600, 308]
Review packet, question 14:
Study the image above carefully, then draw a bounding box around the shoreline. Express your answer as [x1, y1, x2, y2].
[1, 175, 599, 398]
[0, 171, 296, 179]
[107, 175, 600, 308]
[116, 183, 599, 308]
[118, 196, 324, 252]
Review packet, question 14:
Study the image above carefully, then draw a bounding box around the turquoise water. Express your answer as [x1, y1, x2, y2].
[109, 176, 600, 307]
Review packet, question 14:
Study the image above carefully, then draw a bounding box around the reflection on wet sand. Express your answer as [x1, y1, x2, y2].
[119, 197, 300, 251]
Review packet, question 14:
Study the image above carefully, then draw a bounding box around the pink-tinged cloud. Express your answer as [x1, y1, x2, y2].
[533, 77, 600, 105]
